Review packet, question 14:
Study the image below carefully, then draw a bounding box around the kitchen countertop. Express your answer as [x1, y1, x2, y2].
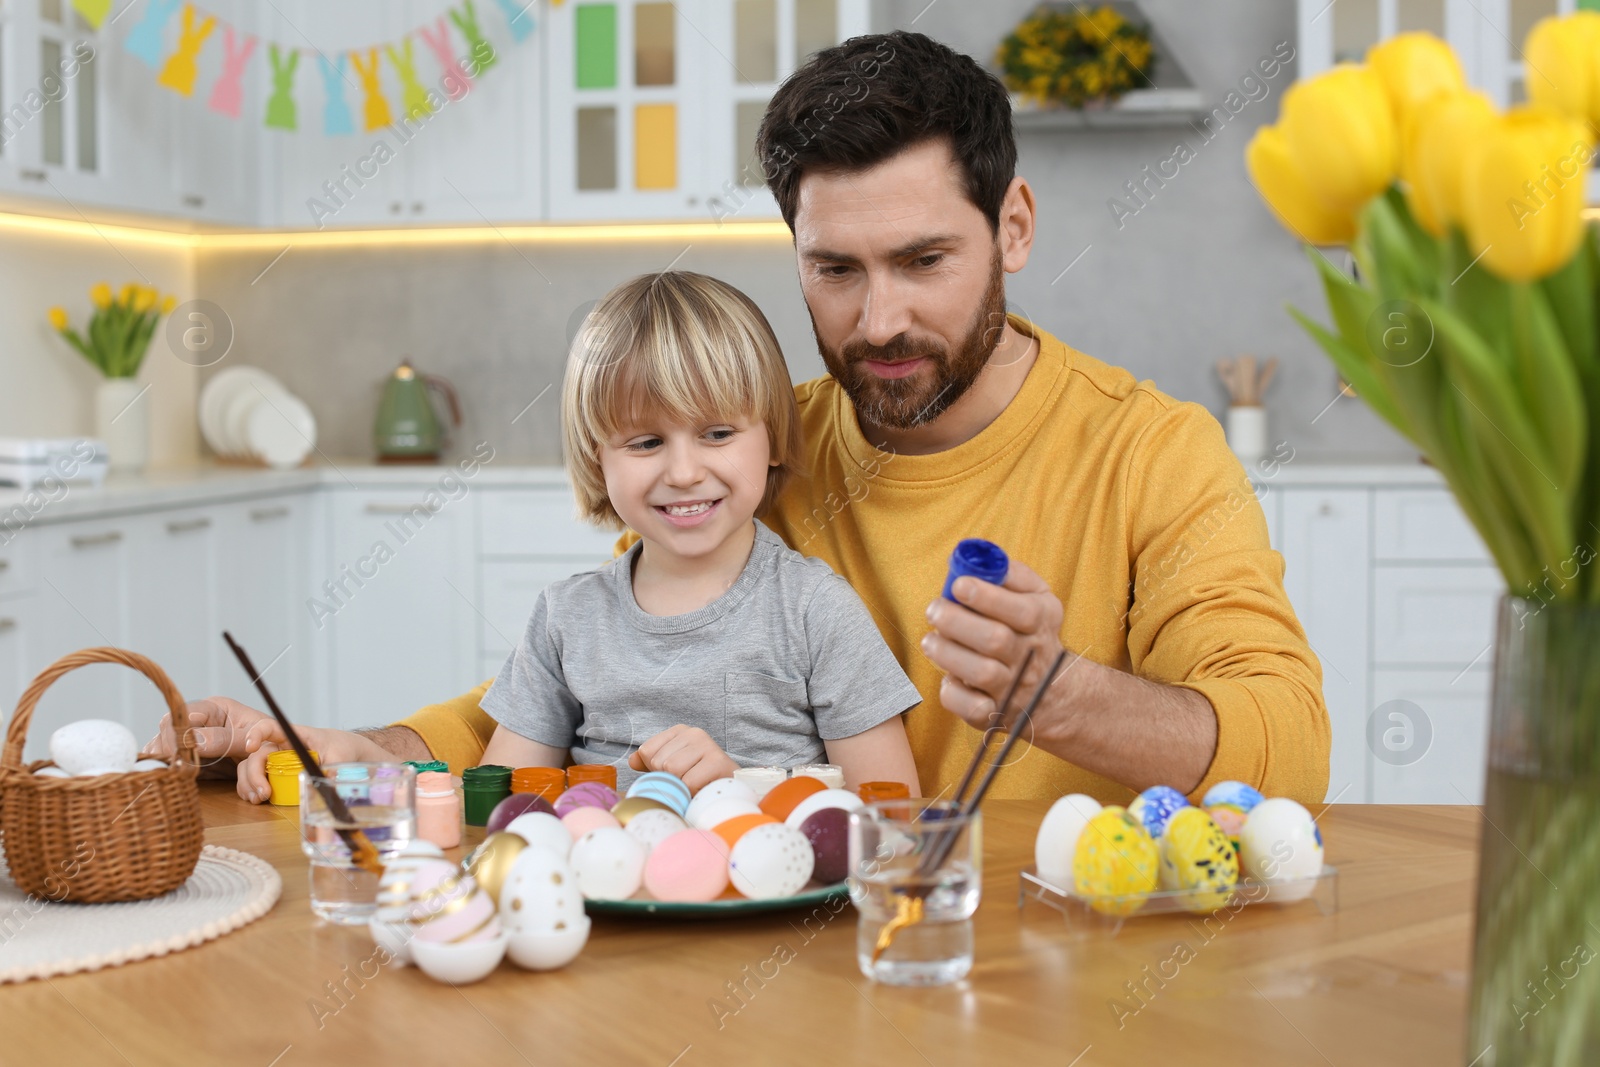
[0, 456, 1446, 528]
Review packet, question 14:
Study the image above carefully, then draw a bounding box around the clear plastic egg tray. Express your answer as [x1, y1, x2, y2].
[1017, 865, 1339, 936]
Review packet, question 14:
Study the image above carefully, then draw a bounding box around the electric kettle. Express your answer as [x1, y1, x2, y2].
[373, 360, 461, 462]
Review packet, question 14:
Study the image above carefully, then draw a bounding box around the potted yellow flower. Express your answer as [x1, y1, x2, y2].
[995, 3, 1155, 110]
[1246, 22, 1600, 1063]
[49, 282, 178, 472]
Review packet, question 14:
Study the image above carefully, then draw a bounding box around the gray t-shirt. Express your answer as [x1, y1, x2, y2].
[480, 521, 920, 789]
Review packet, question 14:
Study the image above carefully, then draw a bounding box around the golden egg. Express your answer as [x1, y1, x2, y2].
[610, 796, 672, 826]
[463, 830, 527, 904]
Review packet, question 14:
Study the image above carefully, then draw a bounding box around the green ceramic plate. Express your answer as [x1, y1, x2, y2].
[584, 882, 850, 918]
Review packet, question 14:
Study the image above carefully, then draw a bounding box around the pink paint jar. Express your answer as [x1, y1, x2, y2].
[415, 771, 462, 850]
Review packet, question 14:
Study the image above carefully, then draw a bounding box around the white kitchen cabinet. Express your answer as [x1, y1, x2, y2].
[28, 518, 133, 761]
[321, 487, 474, 730]
[544, 0, 867, 221]
[0, 1, 108, 206]
[0, 531, 36, 599]
[1370, 667, 1491, 804]
[1374, 487, 1491, 563]
[215, 494, 312, 716]
[1280, 489, 1372, 804]
[125, 506, 220, 709]
[1373, 565, 1504, 667]
[0, 600, 33, 732]
[168, 3, 262, 225]
[479, 558, 606, 657]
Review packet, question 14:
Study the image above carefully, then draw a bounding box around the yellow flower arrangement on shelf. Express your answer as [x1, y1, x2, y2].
[48, 282, 179, 379]
[995, 4, 1155, 110]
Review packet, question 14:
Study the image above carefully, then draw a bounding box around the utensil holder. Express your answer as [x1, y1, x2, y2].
[0, 648, 204, 902]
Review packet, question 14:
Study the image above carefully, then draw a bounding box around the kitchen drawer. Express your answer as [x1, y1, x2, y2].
[1369, 668, 1491, 804]
[480, 558, 608, 655]
[478, 489, 619, 558]
[1375, 489, 1491, 562]
[0, 527, 36, 598]
[1373, 566, 1504, 667]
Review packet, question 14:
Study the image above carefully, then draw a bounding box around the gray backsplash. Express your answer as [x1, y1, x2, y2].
[194, 0, 1413, 467]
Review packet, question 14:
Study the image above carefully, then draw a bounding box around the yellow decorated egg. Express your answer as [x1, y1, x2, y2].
[1072, 806, 1159, 916]
[1159, 806, 1239, 913]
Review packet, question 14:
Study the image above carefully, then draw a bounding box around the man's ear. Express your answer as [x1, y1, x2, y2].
[998, 176, 1037, 274]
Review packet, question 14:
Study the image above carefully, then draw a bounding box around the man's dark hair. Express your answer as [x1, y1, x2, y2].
[755, 30, 1017, 234]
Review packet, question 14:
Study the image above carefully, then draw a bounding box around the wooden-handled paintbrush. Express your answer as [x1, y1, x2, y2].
[223, 631, 384, 875]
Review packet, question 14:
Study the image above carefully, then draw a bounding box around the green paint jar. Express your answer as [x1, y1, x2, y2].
[461, 765, 513, 827]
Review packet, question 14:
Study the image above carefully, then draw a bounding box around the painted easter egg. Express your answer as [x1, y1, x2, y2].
[505, 811, 574, 861]
[626, 771, 691, 816]
[1158, 806, 1239, 913]
[569, 826, 646, 900]
[1127, 785, 1190, 840]
[729, 822, 815, 899]
[1205, 805, 1247, 856]
[1072, 806, 1160, 916]
[553, 781, 619, 817]
[625, 808, 688, 854]
[1034, 793, 1103, 890]
[499, 844, 586, 936]
[685, 778, 758, 826]
[644, 829, 731, 903]
[1202, 780, 1265, 816]
[402, 859, 501, 944]
[797, 807, 851, 884]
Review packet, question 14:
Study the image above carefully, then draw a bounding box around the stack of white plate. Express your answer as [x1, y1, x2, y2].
[197, 367, 317, 470]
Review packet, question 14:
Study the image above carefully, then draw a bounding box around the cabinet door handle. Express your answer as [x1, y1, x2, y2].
[166, 517, 213, 534]
[411, 201, 424, 214]
[182, 193, 205, 209]
[250, 506, 290, 522]
[0, 560, 8, 573]
[70, 531, 123, 548]
[0, 618, 15, 633]
[20, 168, 47, 182]
[365, 503, 432, 515]
[1318, 503, 1334, 517]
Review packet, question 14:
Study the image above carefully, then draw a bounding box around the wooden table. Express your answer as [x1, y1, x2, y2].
[0, 786, 1481, 1065]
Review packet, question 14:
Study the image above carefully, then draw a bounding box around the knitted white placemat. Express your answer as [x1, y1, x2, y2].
[0, 845, 281, 983]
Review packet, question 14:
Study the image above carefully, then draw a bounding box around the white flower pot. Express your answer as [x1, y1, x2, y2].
[95, 377, 149, 472]
[1226, 405, 1267, 467]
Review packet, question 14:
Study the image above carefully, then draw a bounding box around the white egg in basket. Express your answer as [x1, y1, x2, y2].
[729, 822, 815, 900]
[1239, 797, 1324, 902]
[49, 719, 138, 776]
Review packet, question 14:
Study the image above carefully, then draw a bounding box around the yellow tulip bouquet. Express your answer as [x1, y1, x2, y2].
[1247, 20, 1600, 1063]
[995, 4, 1155, 109]
[49, 282, 178, 379]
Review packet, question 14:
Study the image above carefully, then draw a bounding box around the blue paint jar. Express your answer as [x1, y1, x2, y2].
[942, 539, 1009, 601]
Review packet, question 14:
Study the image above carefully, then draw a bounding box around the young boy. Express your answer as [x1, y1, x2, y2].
[478, 272, 921, 794]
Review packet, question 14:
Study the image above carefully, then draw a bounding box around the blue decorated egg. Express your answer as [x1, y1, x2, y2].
[1128, 785, 1190, 840]
[625, 771, 691, 816]
[1202, 780, 1265, 817]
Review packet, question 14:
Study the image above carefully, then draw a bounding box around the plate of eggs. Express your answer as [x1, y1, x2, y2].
[474, 771, 858, 918]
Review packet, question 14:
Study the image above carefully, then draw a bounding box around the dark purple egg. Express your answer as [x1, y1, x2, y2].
[487, 792, 556, 833]
[799, 807, 851, 884]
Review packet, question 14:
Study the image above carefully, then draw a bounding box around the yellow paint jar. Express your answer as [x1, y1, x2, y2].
[265, 749, 318, 806]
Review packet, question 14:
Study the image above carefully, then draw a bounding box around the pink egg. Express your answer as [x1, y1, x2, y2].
[487, 793, 556, 834]
[562, 805, 621, 840]
[554, 781, 620, 817]
[403, 859, 500, 944]
[644, 829, 730, 903]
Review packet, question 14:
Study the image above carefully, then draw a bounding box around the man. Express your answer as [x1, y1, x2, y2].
[176, 31, 1329, 806]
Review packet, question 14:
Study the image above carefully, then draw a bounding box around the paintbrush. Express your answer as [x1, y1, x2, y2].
[222, 631, 384, 875]
[870, 650, 1068, 964]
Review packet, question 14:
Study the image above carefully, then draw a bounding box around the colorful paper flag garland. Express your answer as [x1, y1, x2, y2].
[96, 0, 535, 134]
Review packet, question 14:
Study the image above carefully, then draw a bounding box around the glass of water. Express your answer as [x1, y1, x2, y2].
[849, 798, 982, 986]
[299, 763, 417, 925]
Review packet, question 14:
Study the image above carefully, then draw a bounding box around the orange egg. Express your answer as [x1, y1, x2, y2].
[758, 776, 826, 821]
[714, 813, 778, 850]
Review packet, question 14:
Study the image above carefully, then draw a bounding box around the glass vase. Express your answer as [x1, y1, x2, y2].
[1467, 597, 1600, 1064]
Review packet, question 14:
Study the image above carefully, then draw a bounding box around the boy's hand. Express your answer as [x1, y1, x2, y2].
[628, 725, 738, 794]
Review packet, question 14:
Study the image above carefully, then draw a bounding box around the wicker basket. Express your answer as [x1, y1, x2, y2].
[0, 648, 204, 903]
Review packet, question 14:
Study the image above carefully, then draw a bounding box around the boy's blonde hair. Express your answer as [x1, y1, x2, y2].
[562, 271, 803, 529]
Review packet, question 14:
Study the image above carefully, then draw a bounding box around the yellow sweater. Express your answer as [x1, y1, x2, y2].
[398, 318, 1330, 805]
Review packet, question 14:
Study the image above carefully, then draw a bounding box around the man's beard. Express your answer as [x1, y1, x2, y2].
[813, 250, 1008, 432]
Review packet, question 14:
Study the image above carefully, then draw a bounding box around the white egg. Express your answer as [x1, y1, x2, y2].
[499, 845, 586, 935]
[688, 796, 762, 832]
[729, 822, 815, 900]
[686, 778, 758, 826]
[1034, 793, 1103, 890]
[132, 758, 168, 772]
[784, 788, 863, 830]
[32, 766, 71, 779]
[49, 719, 138, 776]
[624, 808, 687, 854]
[569, 827, 646, 900]
[1239, 797, 1324, 902]
[411, 931, 507, 985]
[506, 916, 590, 971]
[505, 812, 573, 861]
